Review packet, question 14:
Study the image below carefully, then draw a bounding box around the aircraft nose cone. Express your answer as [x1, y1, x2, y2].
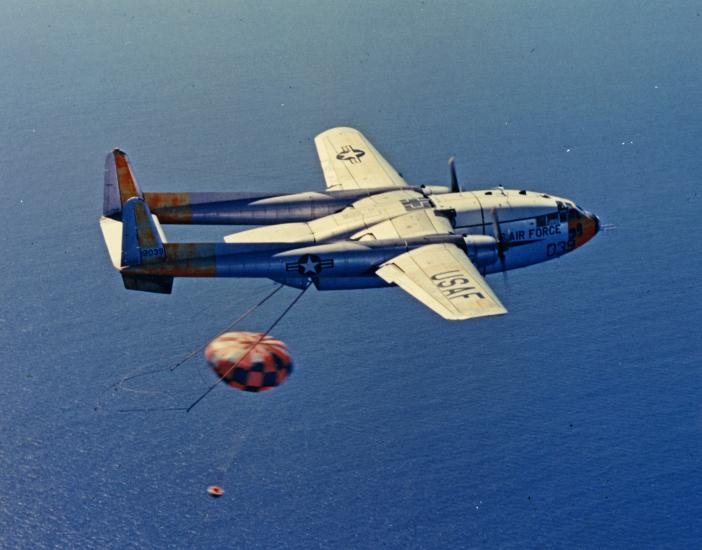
[581, 211, 599, 241]
[569, 209, 600, 250]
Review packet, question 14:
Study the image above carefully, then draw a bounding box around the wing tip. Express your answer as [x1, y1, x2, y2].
[442, 307, 508, 321]
[314, 126, 361, 141]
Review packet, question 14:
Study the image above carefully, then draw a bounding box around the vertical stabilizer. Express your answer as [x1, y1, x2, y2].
[119, 197, 173, 293]
[121, 197, 166, 267]
[103, 149, 143, 218]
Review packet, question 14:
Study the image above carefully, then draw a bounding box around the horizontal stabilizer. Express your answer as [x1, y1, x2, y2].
[121, 274, 173, 294]
[99, 216, 124, 269]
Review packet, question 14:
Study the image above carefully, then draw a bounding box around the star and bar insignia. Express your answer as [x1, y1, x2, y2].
[285, 254, 334, 276]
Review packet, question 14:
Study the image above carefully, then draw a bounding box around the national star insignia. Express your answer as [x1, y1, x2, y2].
[301, 256, 320, 275]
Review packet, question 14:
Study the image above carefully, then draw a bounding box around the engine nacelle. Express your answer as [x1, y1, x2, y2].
[463, 235, 499, 267]
[419, 185, 452, 195]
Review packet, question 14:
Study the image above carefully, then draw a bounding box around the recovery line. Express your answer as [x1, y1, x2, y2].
[185, 280, 311, 413]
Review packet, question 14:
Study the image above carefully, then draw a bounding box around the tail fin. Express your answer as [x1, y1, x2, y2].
[121, 197, 167, 265]
[103, 149, 143, 218]
[100, 151, 173, 294]
[119, 197, 173, 294]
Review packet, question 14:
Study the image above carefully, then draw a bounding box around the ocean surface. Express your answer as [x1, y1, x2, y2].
[1, 1, 701, 548]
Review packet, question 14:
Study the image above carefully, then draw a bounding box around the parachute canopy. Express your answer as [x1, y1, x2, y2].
[204, 332, 293, 392]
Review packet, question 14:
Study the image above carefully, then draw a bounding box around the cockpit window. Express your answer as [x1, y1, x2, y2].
[568, 207, 582, 220]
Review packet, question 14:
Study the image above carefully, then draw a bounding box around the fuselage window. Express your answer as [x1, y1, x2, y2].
[538, 213, 560, 227]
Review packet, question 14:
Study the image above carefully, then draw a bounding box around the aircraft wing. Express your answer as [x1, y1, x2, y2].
[352, 209, 454, 241]
[376, 243, 507, 321]
[314, 127, 408, 191]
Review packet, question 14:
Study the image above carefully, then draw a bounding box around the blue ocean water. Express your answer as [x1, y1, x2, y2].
[1, 1, 701, 548]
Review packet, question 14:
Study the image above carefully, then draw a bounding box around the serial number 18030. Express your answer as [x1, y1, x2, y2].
[141, 247, 165, 257]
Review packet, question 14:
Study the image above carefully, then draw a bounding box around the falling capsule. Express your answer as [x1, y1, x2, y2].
[204, 332, 293, 392]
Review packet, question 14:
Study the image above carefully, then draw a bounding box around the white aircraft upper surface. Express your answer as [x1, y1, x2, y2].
[100, 127, 600, 320]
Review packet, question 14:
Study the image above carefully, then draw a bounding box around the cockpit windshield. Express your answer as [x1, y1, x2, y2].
[556, 200, 584, 221]
[568, 205, 584, 220]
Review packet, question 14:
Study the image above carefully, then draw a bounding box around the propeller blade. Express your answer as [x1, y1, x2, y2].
[491, 208, 507, 274]
[449, 157, 460, 193]
[490, 208, 503, 249]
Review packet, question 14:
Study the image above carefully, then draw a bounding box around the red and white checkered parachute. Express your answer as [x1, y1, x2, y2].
[204, 332, 293, 392]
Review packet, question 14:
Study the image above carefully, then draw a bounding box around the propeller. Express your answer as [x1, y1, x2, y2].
[490, 207, 511, 283]
[448, 157, 460, 193]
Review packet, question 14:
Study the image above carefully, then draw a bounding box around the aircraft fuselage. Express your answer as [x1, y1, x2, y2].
[119, 186, 599, 291]
[219, 187, 599, 278]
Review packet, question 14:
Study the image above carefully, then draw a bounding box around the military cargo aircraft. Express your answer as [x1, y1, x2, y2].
[100, 127, 599, 320]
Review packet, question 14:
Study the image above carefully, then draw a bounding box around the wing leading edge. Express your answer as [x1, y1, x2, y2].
[314, 127, 408, 191]
[376, 243, 507, 321]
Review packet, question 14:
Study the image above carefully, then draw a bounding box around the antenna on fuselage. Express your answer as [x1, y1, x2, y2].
[448, 157, 461, 193]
